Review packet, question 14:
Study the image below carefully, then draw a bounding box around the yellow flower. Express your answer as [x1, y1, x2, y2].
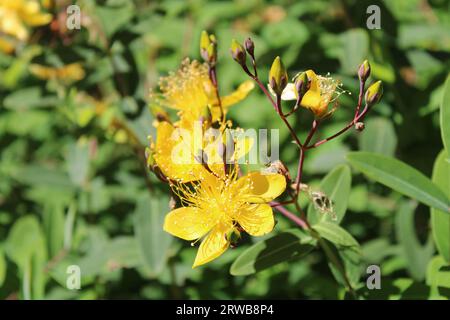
[164, 167, 286, 267]
[152, 121, 253, 183]
[29, 63, 85, 82]
[280, 70, 343, 117]
[152, 59, 254, 129]
[0, 0, 52, 41]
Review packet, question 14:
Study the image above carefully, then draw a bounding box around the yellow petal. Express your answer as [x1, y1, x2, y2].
[222, 80, 254, 108]
[163, 207, 216, 241]
[210, 80, 254, 122]
[237, 204, 274, 236]
[300, 89, 322, 112]
[153, 121, 207, 182]
[193, 223, 231, 268]
[237, 172, 286, 203]
[233, 135, 254, 161]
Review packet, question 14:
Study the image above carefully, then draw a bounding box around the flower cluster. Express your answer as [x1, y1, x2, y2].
[148, 32, 383, 268]
[148, 33, 287, 267]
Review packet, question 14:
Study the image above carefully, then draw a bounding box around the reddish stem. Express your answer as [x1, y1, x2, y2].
[270, 201, 309, 230]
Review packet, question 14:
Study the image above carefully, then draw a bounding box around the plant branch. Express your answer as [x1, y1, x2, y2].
[270, 201, 309, 230]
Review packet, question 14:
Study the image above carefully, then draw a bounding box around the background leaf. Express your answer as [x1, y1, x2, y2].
[358, 117, 397, 156]
[307, 164, 352, 224]
[230, 229, 316, 276]
[441, 74, 450, 159]
[347, 152, 450, 213]
[133, 193, 173, 276]
[395, 201, 434, 281]
[430, 150, 450, 262]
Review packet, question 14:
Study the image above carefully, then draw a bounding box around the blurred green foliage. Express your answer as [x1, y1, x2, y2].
[0, 0, 449, 300]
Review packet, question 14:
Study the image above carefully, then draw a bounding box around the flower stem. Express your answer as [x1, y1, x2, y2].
[270, 201, 309, 230]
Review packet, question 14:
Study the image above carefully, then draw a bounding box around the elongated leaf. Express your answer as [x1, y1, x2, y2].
[230, 229, 316, 276]
[134, 193, 173, 276]
[359, 117, 397, 156]
[66, 141, 90, 188]
[426, 256, 450, 299]
[5, 216, 48, 299]
[347, 152, 450, 214]
[308, 165, 352, 224]
[431, 150, 450, 262]
[314, 222, 361, 288]
[441, 74, 450, 158]
[313, 221, 359, 248]
[0, 247, 5, 287]
[42, 202, 65, 258]
[396, 201, 434, 281]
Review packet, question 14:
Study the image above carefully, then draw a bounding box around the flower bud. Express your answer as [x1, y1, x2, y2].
[244, 38, 255, 56]
[358, 60, 371, 82]
[294, 72, 309, 97]
[200, 30, 217, 64]
[269, 56, 288, 96]
[145, 147, 155, 169]
[365, 80, 383, 105]
[230, 39, 246, 65]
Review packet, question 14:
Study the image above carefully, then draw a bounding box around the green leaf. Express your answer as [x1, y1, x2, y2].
[441, 74, 450, 159]
[95, 3, 134, 38]
[230, 229, 316, 276]
[313, 221, 359, 248]
[308, 164, 352, 224]
[5, 216, 48, 299]
[359, 117, 397, 156]
[0, 247, 6, 288]
[3, 87, 58, 110]
[133, 193, 173, 276]
[314, 222, 361, 288]
[395, 201, 434, 281]
[78, 236, 144, 277]
[347, 152, 450, 214]
[66, 140, 90, 188]
[426, 256, 450, 299]
[431, 150, 450, 262]
[42, 202, 65, 258]
[339, 29, 369, 75]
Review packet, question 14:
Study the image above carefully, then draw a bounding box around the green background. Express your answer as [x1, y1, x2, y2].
[0, 0, 449, 299]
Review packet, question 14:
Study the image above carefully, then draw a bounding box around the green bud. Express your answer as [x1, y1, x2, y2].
[294, 72, 309, 97]
[358, 60, 371, 82]
[230, 39, 246, 65]
[269, 56, 288, 96]
[200, 30, 217, 64]
[365, 80, 383, 105]
[145, 147, 155, 169]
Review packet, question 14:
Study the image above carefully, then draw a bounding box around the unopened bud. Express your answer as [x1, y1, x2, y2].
[355, 122, 365, 131]
[294, 72, 310, 97]
[269, 56, 288, 96]
[145, 147, 155, 169]
[244, 38, 255, 56]
[230, 39, 246, 65]
[365, 80, 383, 106]
[200, 30, 217, 64]
[358, 60, 371, 82]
